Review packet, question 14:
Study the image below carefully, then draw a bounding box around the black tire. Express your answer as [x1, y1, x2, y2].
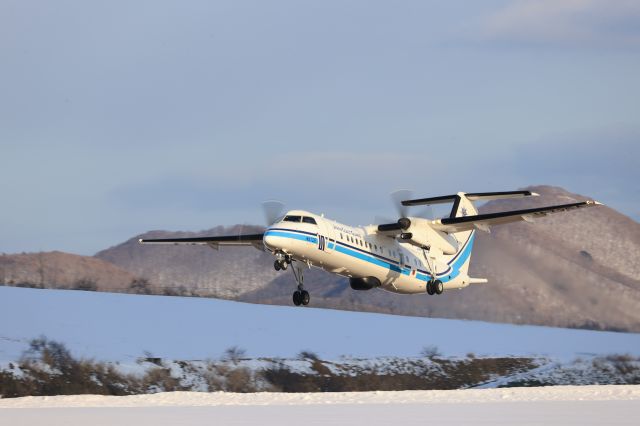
[274, 260, 281, 271]
[426, 280, 435, 295]
[280, 261, 288, 270]
[292, 290, 302, 306]
[435, 280, 444, 295]
[300, 290, 310, 306]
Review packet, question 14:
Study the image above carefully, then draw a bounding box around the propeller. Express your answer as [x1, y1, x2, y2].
[390, 189, 413, 218]
[261, 200, 286, 226]
[376, 189, 436, 230]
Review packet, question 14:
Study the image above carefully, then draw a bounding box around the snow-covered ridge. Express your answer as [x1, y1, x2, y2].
[2, 385, 639, 408]
[1, 286, 639, 362]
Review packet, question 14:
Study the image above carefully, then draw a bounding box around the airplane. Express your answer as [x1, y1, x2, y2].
[139, 190, 602, 306]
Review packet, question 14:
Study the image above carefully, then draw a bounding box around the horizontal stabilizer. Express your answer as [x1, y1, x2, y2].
[470, 277, 488, 284]
[402, 190, 538, 206]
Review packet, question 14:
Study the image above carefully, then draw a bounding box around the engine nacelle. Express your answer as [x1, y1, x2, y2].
[404, 217, 458, 255]
[349, 276, 381, 291]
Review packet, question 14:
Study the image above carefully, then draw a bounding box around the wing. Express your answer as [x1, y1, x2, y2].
[431, 200, 602, 233]
[139, 233, 265, 250]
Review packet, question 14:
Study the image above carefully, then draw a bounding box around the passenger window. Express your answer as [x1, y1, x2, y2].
[340, 233, 343, 239]
[283, 215, 302, 222]
[302, 217, 317, 224]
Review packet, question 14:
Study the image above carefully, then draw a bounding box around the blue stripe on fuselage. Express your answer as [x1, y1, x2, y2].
[264, 230, 318, 245]
[264, 228, 475, 283]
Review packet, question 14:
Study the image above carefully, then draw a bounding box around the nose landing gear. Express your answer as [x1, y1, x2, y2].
[273, 252, 291, 271]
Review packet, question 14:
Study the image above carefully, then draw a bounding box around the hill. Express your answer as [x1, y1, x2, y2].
[95, 225, 277, 298]
[239, 186, 640, 331]
[3, 185, 639, 331]
[0, 251, 135, 292]
[0, 287, 639, 398]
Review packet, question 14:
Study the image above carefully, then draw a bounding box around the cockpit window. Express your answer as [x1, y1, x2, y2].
[283, 215, 302, 222]
[302, 216, 317, 224]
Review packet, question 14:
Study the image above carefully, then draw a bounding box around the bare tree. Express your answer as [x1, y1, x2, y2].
[222, 346, 246, 364]
[130, 278, 151, 295]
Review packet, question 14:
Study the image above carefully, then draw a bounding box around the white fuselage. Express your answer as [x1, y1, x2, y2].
[263, 210, 474, 294]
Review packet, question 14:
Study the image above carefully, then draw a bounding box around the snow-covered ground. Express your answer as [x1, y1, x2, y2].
[1, 386, 639, 425]
[2, 384, 639, 407]
[1, 286, 639, 363]
[1, 287, 640, 424]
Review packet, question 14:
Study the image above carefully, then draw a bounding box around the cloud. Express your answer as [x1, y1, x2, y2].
[479, 0, 640, 47]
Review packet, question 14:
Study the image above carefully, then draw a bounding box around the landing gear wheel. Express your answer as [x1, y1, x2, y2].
[290, 262, 310, 306]
[300, 290, 310, 306]
[274, 259, 288, 271]
[434, 280, 444, 295]
[426, 280, 435, 295]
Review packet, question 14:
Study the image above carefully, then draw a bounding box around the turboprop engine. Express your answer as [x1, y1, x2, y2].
[378, 217, 458, 255]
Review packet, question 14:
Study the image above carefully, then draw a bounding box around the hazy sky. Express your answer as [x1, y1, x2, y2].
[1, 0, 639, 255]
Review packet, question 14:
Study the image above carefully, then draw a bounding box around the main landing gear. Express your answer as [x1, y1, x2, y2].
[291, 263, 309, 307]
[426, 279, 444, 296]
[273, 252, 310, 306]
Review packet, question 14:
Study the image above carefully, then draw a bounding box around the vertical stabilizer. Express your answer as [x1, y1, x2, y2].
[449, 192, 478, 218]
[448, 193, 477, 279]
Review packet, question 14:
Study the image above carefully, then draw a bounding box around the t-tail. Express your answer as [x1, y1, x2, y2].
[401, 190, 548, 289]
[447, 192, 479, 287]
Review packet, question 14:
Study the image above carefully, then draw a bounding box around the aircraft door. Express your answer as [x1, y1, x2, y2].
[318, 220, 334, 253]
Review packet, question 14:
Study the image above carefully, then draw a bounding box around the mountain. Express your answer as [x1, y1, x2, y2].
[95, 225, 278, 299]
[241, 186, 640, 331]
[4, 185, 640, 332]
[0, 251, 135, 292]
[97, 185, 640, 332]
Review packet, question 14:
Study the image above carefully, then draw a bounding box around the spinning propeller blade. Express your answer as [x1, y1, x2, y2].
[262, 200, 286, 226]
[390, 189, 413, 218]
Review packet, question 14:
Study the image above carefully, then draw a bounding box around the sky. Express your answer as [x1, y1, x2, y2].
[1, 0, 639, 255]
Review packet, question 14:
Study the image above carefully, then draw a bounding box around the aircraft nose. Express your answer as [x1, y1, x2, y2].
[263, 228, 279, 250]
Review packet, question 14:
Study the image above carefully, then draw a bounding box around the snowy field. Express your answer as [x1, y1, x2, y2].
[1, 287, 640, 424]
[1, 286, 639, 362]
[1, 385, 639, 425]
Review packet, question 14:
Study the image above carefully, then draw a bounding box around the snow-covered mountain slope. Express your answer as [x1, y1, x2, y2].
[1, 286, 639, 363]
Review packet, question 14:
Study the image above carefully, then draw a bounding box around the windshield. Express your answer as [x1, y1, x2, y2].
[283, 215, 302, 223]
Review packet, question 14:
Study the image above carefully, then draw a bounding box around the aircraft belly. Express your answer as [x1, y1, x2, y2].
[380, 274, 426, 294]
[270, 233, 426, 294]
